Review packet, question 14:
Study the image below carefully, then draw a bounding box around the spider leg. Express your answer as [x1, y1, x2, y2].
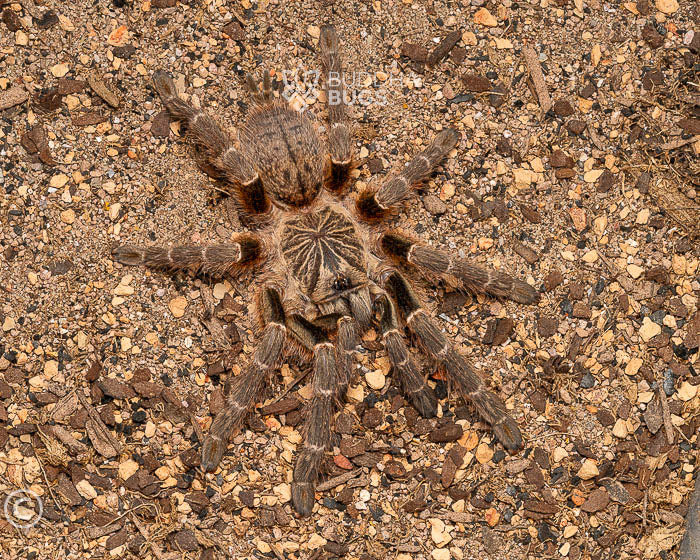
[380, 232, 540, 305]
[286, 313, 359, 516]
[152, 70, 270, 217]
[112, 235, 264, 278]
[308, 313, 359, 394]
[201, 286, 286, 471]
[375, 294, 437, 418]
[245, 69, 273, 105]
[319, 25, 354, 195]
[336, 315, 360, 397]
[356, 128, 458, 221]
[347, 285, 373, 331]
[383, 270, 523, 451]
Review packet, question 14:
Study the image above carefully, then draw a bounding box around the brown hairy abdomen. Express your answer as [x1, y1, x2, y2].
[241, 104, 324, 208]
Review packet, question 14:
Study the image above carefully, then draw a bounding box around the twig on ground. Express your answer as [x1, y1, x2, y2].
[131, 512, 170, 560]
[265, 366, 313, 408]
[33, 451, 63, 517]
[317, 468, 363, 491]
[680, 479, 700, 560]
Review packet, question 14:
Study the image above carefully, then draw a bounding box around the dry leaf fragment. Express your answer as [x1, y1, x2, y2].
[523, 45, 552, 114]
[51, 392, 79, 422]
[85, 417, 119, 458]
[21, 125, 56, 165]
[37, 428, 71, 466]
[650, 179, 700, 237]
[0, 85, 28, 110]
[427, 29, 461, 67]
[43, 424, 88, 455]
[88, 74, 120, 108]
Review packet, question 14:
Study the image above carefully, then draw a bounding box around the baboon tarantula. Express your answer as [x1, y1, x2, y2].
[113, 26, 539, 516]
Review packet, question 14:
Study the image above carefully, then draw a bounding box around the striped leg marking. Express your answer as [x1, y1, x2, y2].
[384, 271, 523, 451]
[112, 235, 264, 278]
[381, 232, 540, 305]
[286, 313, 350, 516]
[375, 294, 437, 418]
[319, 25, 353, 194]
[356, 129, 458, 221]
[152, 70, 271, 216]
[201, 287, 286, 471]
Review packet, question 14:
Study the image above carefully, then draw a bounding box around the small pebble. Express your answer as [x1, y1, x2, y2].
[168, 296, 188, 318]
[580, 372, 595, 389]
[663, 369, 675, 396]
[365, 370, 386, 390]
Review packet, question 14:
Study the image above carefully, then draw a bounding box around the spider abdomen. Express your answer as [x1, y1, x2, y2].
[241, 104, 325, 209]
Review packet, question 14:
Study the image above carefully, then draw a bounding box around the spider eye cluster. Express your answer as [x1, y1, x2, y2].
[333, 275, 352, 292]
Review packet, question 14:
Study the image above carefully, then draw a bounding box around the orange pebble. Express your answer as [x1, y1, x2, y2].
[333, 454, 353, 470]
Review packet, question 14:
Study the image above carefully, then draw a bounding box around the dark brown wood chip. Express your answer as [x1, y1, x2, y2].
[428, 29, 461, 67]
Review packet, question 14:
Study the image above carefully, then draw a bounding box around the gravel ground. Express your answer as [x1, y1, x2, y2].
[0, 0, 698, 559]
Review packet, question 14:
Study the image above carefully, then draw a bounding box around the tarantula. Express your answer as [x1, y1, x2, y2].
[113, 26, 539, 516]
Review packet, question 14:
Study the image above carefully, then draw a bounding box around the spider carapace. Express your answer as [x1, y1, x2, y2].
[281, 208, 369, 312]
[113, 25, 539, 516]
